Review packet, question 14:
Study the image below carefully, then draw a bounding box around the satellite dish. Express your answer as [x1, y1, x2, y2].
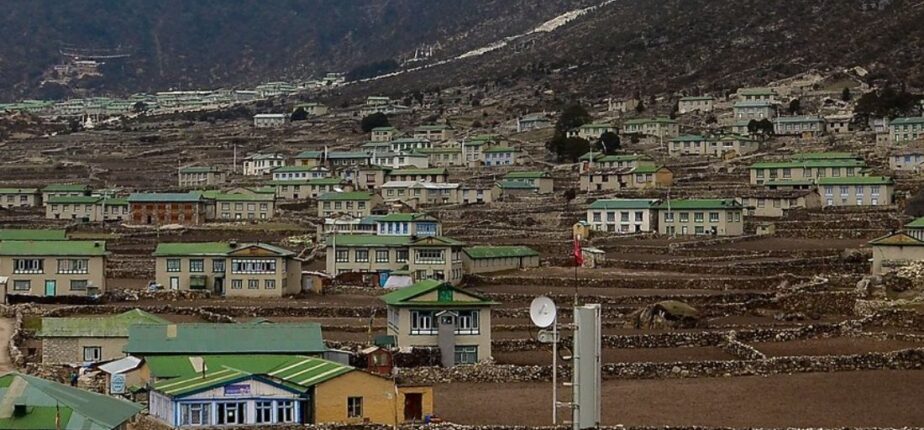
[530, 296, 557, 328]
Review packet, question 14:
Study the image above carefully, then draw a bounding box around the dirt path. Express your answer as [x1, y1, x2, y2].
[0, 318, 13, 372]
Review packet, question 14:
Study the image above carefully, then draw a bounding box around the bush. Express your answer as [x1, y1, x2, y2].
[360, 113, 390, 132]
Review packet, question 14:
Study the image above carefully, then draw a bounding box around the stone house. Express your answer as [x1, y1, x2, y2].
[740, 189, 822, 218]
[461, 246, 540, 274]
[204, 191, 276, 221]
[243, 153, 286, 176]
[370, 152, 430, 169]
[737, 87, 777, 102]
[678, 96, 715, 114]
[0, 240, 107, 297]
[153, 242, 301, 296]
[889, 117, 924, 143]
[491, 181, 539, 201]
[0, 188, 40, 209]
[817, 176, 893, 207]
[869, 230, 924, 275]
[128, 192, 208, 225]
[622, 118, 679, 139]
[824, 114, 853, 134]
[503, 171, 554, 194]
[889, 150, 924, 172]
[517, 114, 551, 132]
[45, 196, 129, 222]
[381, 181, 460, 207]
[586, 199, 660, 233]
[371, 126, 397, 142]
[416, 148, 465, 167]
[483, 147, 520, 166]
[327, 235, 466, 284]
[733, 101, 776, 121]
[748, 159, 867, 185]
[381, 279, 497, 366]
[385, 168, 448, 183]
[317, 192, 381, 218]
[38, 309, 167, 365]
[178, 166, 227, 188]
[274, 178, 345, 200]
[654, 199, 745, 236]
[608, 98, 639, 113]
[669, 134, 758, 158]
[579, 166, 673, 192]
[567, 123, 616, 140]
[253, 113, 287, 128]
[458, 187, 493, 204]
[413, 125, 453, 142]
[773, 116, 826, 137]
[271, 165, 331, 181]
[355, 166, 388, 191]
[293, 102, 329, 116]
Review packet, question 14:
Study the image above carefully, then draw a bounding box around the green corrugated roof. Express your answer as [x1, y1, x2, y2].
[41, 184, 89, 192]
[671, 134, 706, 142]
[329, 235, 410, 247]
[146, 354, 300, 379]
[496, 180, 538, 190]
[124, 323, 326, 354]
[377, 213, 436, 222]
[38, 310, 168, 338]
[294, 151, 323, 159]
[906, 217, 924, 228]
[589, 199, 659, 210]
[463, 246, 539, 259]
[749, 159, 866, 169]
[816, 176, 893, 185]
[791, 152, 859, 160]
[654, 199, 743, 210]
[0, 188, 38, 194]
[633, 165, 667, 174]
[0, 240, 106, 256]
[273, 165, 324, 173]
[127, 192, 202, 203]
[387, 168, 447, 176]
[317, 192, 374, 201]
[624, 117, 676, 125]
[0, 229, 67, 241]
[47, 196, 100, 204]
[598, 154, 650, 162]
[152, 242, 293, 257]
[0, 373, 142, 430]
[483, 146, 517, 153]
[380, 280, 497, 307]
[504, 171, 548, 179]
[891, 117, 924, 125]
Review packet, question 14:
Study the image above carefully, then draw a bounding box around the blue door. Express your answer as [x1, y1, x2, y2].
[44, 280, 56, 296]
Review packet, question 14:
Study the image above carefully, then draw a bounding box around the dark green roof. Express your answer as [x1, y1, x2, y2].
[294, 151, 323, 159]
[589, 199, 660, 210]
[47, 195, 101, 204]
[0, 373, 142, 430]
[124, 323, 326, 355]
[496, 180, 538, 190]
[906, 217, 924, 228]
[41, 184, 89, 193]
[816, 176, 893, 185]
[38, 310, 169, 338]
[272, 165, 325, 173]
[0, 240, 106, 256]
[387, 168, 447, 176]
[633, 165, 668, 174]
[377, 213, 437, 222]
[749, 159, 866, 169]
[0, 188, 38, 194]
[317, 192, 374, 201]
[654, 199, 743, 210]
[671, 134, 706, 142]
[463, 246, 539, 259]
[504, 171, 549, 179]
[153, 242, 293, 257]
[0, 229, 67, 241]
[380, 280, 497, 307]
[127, 192, 202, 203]
[483, 146, 517, 154]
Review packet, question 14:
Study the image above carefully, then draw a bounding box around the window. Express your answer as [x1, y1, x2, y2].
[620, 212, 629, 222]
[376, 249, 389, 263]
[454, 346, 478, 364]
[189, 259, 205, 273]
[592, 212, 601, 222]
[457, 310, 480, 335]
[694, 212, 704, 223]
[709, 212, 719, 222]
[265, 279, 276, 289]
[824, 186, 833, 195]
[213, 259, 225, 273]
[410, 310, 436, 335]
[255, 401, 273, 424]
[217, 402, 246, 425]
[167, 259, 181, 272]
[57, 259, 88, 274]
[782, 168, 791, 178]
[840, 186, 849, 196]
[347, 397, 363, 418]
[679, 212, 689, 223]
[231, 259, 276, 274]
[13, 259, 43, 274]
[335, 250, 349, 263]
[231, 279, 243, 289]
[70, 280, 88, 291]
[355, 249, 369, 263]
[180, 403, 211, 426]
[635, 211, 644, 222]
[396, 250, 409, 263]
[415, 249, 444, 264]
[248, 279, 259, 289]
[695, 226, 705, 235]
[276, 400, 295, 423]
[83, 346, 101, 362]
[12, 280, 30, 291]
[665, 212, 674, 223]
[871, 186, 881, 195]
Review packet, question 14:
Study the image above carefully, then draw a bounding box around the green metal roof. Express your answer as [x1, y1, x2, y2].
[504, 171, 549, 179]
[0, 188, 38, 194]
[791, 152, 859, 160]
[589, 199, 660, 210]
[463, 246, 539, 259]
[0, 373, 142, 430]
[816, 176, 893, 185]
[749, 159, 866, 169]
[317, 192, 374, 201]
[483, 146, 517, 154]
[377, 213, 437, 222]
[0, 229, 67, 241]
[273, 165, 324, 173]
[387, 168, 447, 176]
[0, 240, 106, 256]
[598, 154, 650, 162]
[496, 180, 538, 190]
[671, 134, 706, 142]
[124, 323, 326, 355]
[380, 280, 497, 307]
[153, 242, 293, 257]
[906, 217, 924, 228]
[624, 117, 676, 125]
[655, 199, 743, 210]
[329, 235, 410, 247]
[127, 192, 202, 203]
[38, 310, 169, 338]
[41, 184, 89, 192]
[294, 151, 323, 159]
[891, 117, 924, 125]
[632, 165, 668, 174]
[47, 196, 101, 204]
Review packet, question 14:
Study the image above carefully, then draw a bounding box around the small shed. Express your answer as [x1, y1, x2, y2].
[581, 246, 606, 268]
[573, 221, 591, 240]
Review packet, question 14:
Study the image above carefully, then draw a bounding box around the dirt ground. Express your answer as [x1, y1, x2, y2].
[434, 370, 924, 427]
[494, 346, 735, 365]
[752, 337, 921, 357]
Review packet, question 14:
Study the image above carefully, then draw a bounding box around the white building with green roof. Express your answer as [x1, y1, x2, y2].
[0, 240, 108, 297]
[678, 96, 715, 114]
[889, 117, 924, 143]
[462, 246, 540, 274]
[817, 176, 893, 207]
[654, 199, 745, 236]
[327, 235, 466, 285]
[567, 123, 616, 140]
[317, 192, 381, 218]
[622, 117, 679, 139]
[748, 158, 867, 185]
[0, 187, 41, 208]
[587, 199, 660, 233]
[502, 171, 553, 194]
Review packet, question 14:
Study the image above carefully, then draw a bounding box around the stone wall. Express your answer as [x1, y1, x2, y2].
[40, 338, 78, 365]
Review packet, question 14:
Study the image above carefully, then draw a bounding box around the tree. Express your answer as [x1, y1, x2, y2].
[907, 189, 924, 218]
[546, 135, 590, 162]
[563, 188, 577, 203]
[747, 118, 775, 140]
[597, 132, 621, 154]
[841, 87, 852, 102]
[360, 112, 390, 132]
[290, 107, 308, 121]
[554, 104, 591, 135]
[635, 98, 646, 113]
[788, 98, 801, 115]
[132, 102, 148, 113]
[855, 86, 923, 123]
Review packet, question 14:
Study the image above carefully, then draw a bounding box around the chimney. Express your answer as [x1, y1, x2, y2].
[166, 324, 177, 339]
[229, 240, 238, 248]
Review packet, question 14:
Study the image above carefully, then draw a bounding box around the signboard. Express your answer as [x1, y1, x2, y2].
[224, 383, 251, 396]
[110, 373, 126, 395]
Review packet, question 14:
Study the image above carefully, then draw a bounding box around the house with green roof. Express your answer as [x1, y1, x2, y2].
[737, 87, 777, 102]
[271, 164, 331, 182]
[733, 100, 776, 121]
[492, 180, 539, 201]
[622, 117, 679, 139]
[127, 192, 208, 225]
[0, 240, 107, 297]
[37, 309, 168, 364]
[273, 177, 345, 200]
[817, 176, 893, 207]
[502, 171, 553, 194]
[0, 372, 142, 430]
[327, 235, 466, 285]
[413, 124, 453, 141]
[178, 166, 227, 188]
[370, 126, 398, 142]
[0, 229, 67, 241]
[385, 167, 448, 183]
[40, 183, 90, 203]
[317, 192, 382, 218]
[669, 134, 759, 158]
[45, 196, 129, 223]
[462, 246, 540, 274]
[566, 122, 616, 140]
[243, 152, 286, 176]
[125, 322, 326, 356]
[517, 113, 551, 132]
[773, 115, 826, 137]
[587, 199, 660, 233]
[580, 165, 673, 192]
[389, 137, 433, 153]
[381, 279, 498, 366]
[748, 158, 868, 185]
[888, 116, 924, 143]
[152, 242, 301, 297]
[868, 229, 924, 275]
[146, 354, 433, 426]
[483, 146, 520, 167]
[678, 96, 715, 114]
[200, 190, 276, 221]
[0, 187, 40, 209]
[654, 199, 745, 236]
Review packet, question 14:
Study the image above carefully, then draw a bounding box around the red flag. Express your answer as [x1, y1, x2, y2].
[573, 238, 584, 266]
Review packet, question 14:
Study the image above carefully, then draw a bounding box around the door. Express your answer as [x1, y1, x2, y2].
[213, 278, 224, 295]
[681, 226, 688, 235]
[403, 393, 423, 422]
[44, 280, 56, 297]
[169, 277, 179, 290]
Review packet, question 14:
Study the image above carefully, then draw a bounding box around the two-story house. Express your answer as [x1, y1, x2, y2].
[274, 178, 346, 200]
[483, 147, 519, 166]
[678, 96, 715, 114]
[0, 240, 107, 297]
[890, 150, 924, 172]
[178, 167, 226, 188]
[773, 116, 826, 137]
[242, 153, 286, 176]
[587, 199, 660, 233]
[733, 101, 776, 121]
[655, 199, 745, 236]
[622, 118, 679, 139]
[370, 126, 398, 142]
[41, 184, 90, 203]
[567, 123, 616, 140]
[579, 166, 673, 192]
[272, 165, 331, 182]
[153, 241, 301, 296]
[317, 192, 381, 218]
[381, 181, 460, 207]
[375, 213, 441, 237]
[385, 168, 448, 183]
[204, 191, 276, 221]
[381, 280, 497, 366]
[327, 235, 466, 284]
[253, 113, 287, 128]
[748, 159, 867, 185]
[737, 87, 777, 102]
[817, 176, 893, 207]
[889, 117, 924, 143]
[503, 171, 554, 194]
[0, 188, 40, 209]
[128, 192, 209, 226]
[413, 125, 453, 142]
